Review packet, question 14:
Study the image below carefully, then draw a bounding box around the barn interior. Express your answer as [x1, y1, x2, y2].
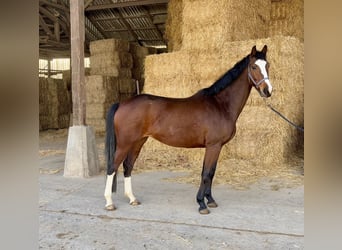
[39, 0, 304, 188]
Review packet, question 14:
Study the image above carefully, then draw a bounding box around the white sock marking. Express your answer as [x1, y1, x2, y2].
[124, 176, 136, 203]
[104, 172, 115, 207]
[255, 59, 273, 94]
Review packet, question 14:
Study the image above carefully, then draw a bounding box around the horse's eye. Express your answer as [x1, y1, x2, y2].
[252, 65, 257, 70]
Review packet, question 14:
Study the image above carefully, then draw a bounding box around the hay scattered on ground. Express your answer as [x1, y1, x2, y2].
[39, 149, 65, 157]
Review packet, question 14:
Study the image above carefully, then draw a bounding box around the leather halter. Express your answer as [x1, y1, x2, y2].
[248, 65, 269, 87]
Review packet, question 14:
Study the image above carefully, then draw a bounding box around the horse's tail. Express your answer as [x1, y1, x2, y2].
[105, 102, 120, 193]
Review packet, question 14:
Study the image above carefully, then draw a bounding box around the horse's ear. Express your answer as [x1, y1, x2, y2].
[250, 45, 257, 57]
[262, 45, 268, 55]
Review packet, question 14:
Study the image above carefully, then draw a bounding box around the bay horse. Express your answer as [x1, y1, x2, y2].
[104, 45, 272, 214]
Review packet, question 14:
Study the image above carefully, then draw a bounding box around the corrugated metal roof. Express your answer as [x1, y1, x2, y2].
[39, 0, 168, 58]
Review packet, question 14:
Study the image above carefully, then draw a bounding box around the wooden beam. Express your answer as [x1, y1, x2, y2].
[116, 9, 141, 45]
[141, 6, 164, 42]
[39, 6, 58, 22]
[39, 0, 69, 12]
[39, 14, 53, 36]
[54, 21, 60, 42]
[84, 0, 94, 9]
[70, 0, 86, 125]
[85, 0, 168, 11]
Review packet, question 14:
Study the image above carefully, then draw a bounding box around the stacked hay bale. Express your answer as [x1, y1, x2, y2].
[62, 68, 90, 91]
[165, 0, 183, 52]
[141, 0, 303, 178]
[129, 44, 157, 93]
[39, 77, 71, 130]
[89, 39, 133, 78]
[86, 39, 137, 134]
[180, 0, 270, 50]
[269, 0, 304, 41]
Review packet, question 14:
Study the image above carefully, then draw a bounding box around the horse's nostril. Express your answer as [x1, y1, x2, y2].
[264, 87, 270, 97]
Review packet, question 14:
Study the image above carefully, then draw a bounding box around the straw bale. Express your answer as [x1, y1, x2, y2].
[62, 68, 90, 91]
[129, 44, 149, 58]
[130, 44, 157, 92]
[118, 78, 136, 94]
[39, 77, 72, 130]
[119, 93, 135, 102]
[86, 118, 106, 135]
[85, 75, 120, 104]
[144, 51, 193, 97]
[181, 0, 270, 50]
[90, 67, 131, 78]
[58, 114, 70, 129]
[90, 38, 130, 54]
[39, 115, 50, 131]
[269, 0, 304, 41]
[86, 103, 111, 119]
[165, 0, 183, 51]
[90, 52, 133, 69]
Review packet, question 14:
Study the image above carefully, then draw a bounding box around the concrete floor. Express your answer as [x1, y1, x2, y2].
[39, 132, 304, 250]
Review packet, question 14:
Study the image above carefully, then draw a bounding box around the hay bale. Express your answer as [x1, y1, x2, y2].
[143, 36, 303, 167]
[90, 52, 133, 69]
[39, 77, 71, 130]
[86, 103, 112, 119]
[181, 0, 270, 50]
[165, 0, 183, 51]
[86, 118, 106, 135]
[269, 0, 304, 41]
[145, 51, 193, 97]
[90, 67, 132, 78]
[62, 68, 90, 91]
[90, 38, 130, 54]
[118, 78, 136, 94]
[85, 75, 120, 104]
[129, 44, 157, 92]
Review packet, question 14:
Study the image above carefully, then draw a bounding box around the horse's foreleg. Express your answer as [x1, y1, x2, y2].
[123, 138, 147, 205]
[197, 144, 221, 214]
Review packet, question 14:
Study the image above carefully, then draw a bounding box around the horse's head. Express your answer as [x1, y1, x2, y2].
[248, 45, 273, 98]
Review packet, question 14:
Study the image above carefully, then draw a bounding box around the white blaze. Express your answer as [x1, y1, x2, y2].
[104, 172, 115, 207]
[255, 59, 272, 94]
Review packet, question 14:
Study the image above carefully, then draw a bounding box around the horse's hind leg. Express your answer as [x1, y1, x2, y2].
[104, 147, 129, 210]
[196, 144, 221, 214]
[123, 137, 148, 205]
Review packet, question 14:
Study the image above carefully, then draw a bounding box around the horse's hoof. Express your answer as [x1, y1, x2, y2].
[105, 204, 116, 211]
[207, 201, 218, 208]
[130, 199, 141, 206]
[199, 208, 210, 215]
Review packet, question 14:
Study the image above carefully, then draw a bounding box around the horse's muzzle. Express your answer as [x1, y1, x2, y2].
[263, 87, 271, 98]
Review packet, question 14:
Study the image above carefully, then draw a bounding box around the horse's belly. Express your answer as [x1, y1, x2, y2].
[148, 123, 206, 148]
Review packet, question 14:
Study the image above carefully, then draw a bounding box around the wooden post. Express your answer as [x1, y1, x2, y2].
[70, 0, 86, 126]
[47, 59, 51, 78]
[64, 0, 99, 177]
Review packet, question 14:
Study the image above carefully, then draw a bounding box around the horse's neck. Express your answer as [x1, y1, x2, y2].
[215, 69, 252, 121]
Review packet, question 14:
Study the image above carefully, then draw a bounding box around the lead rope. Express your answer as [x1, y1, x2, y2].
[263, 99, 304, 132]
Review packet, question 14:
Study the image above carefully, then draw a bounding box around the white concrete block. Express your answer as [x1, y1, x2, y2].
[64, 125, 99, 177]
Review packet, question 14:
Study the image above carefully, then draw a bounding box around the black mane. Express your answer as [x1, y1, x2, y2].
[202, 51, 266, 96]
